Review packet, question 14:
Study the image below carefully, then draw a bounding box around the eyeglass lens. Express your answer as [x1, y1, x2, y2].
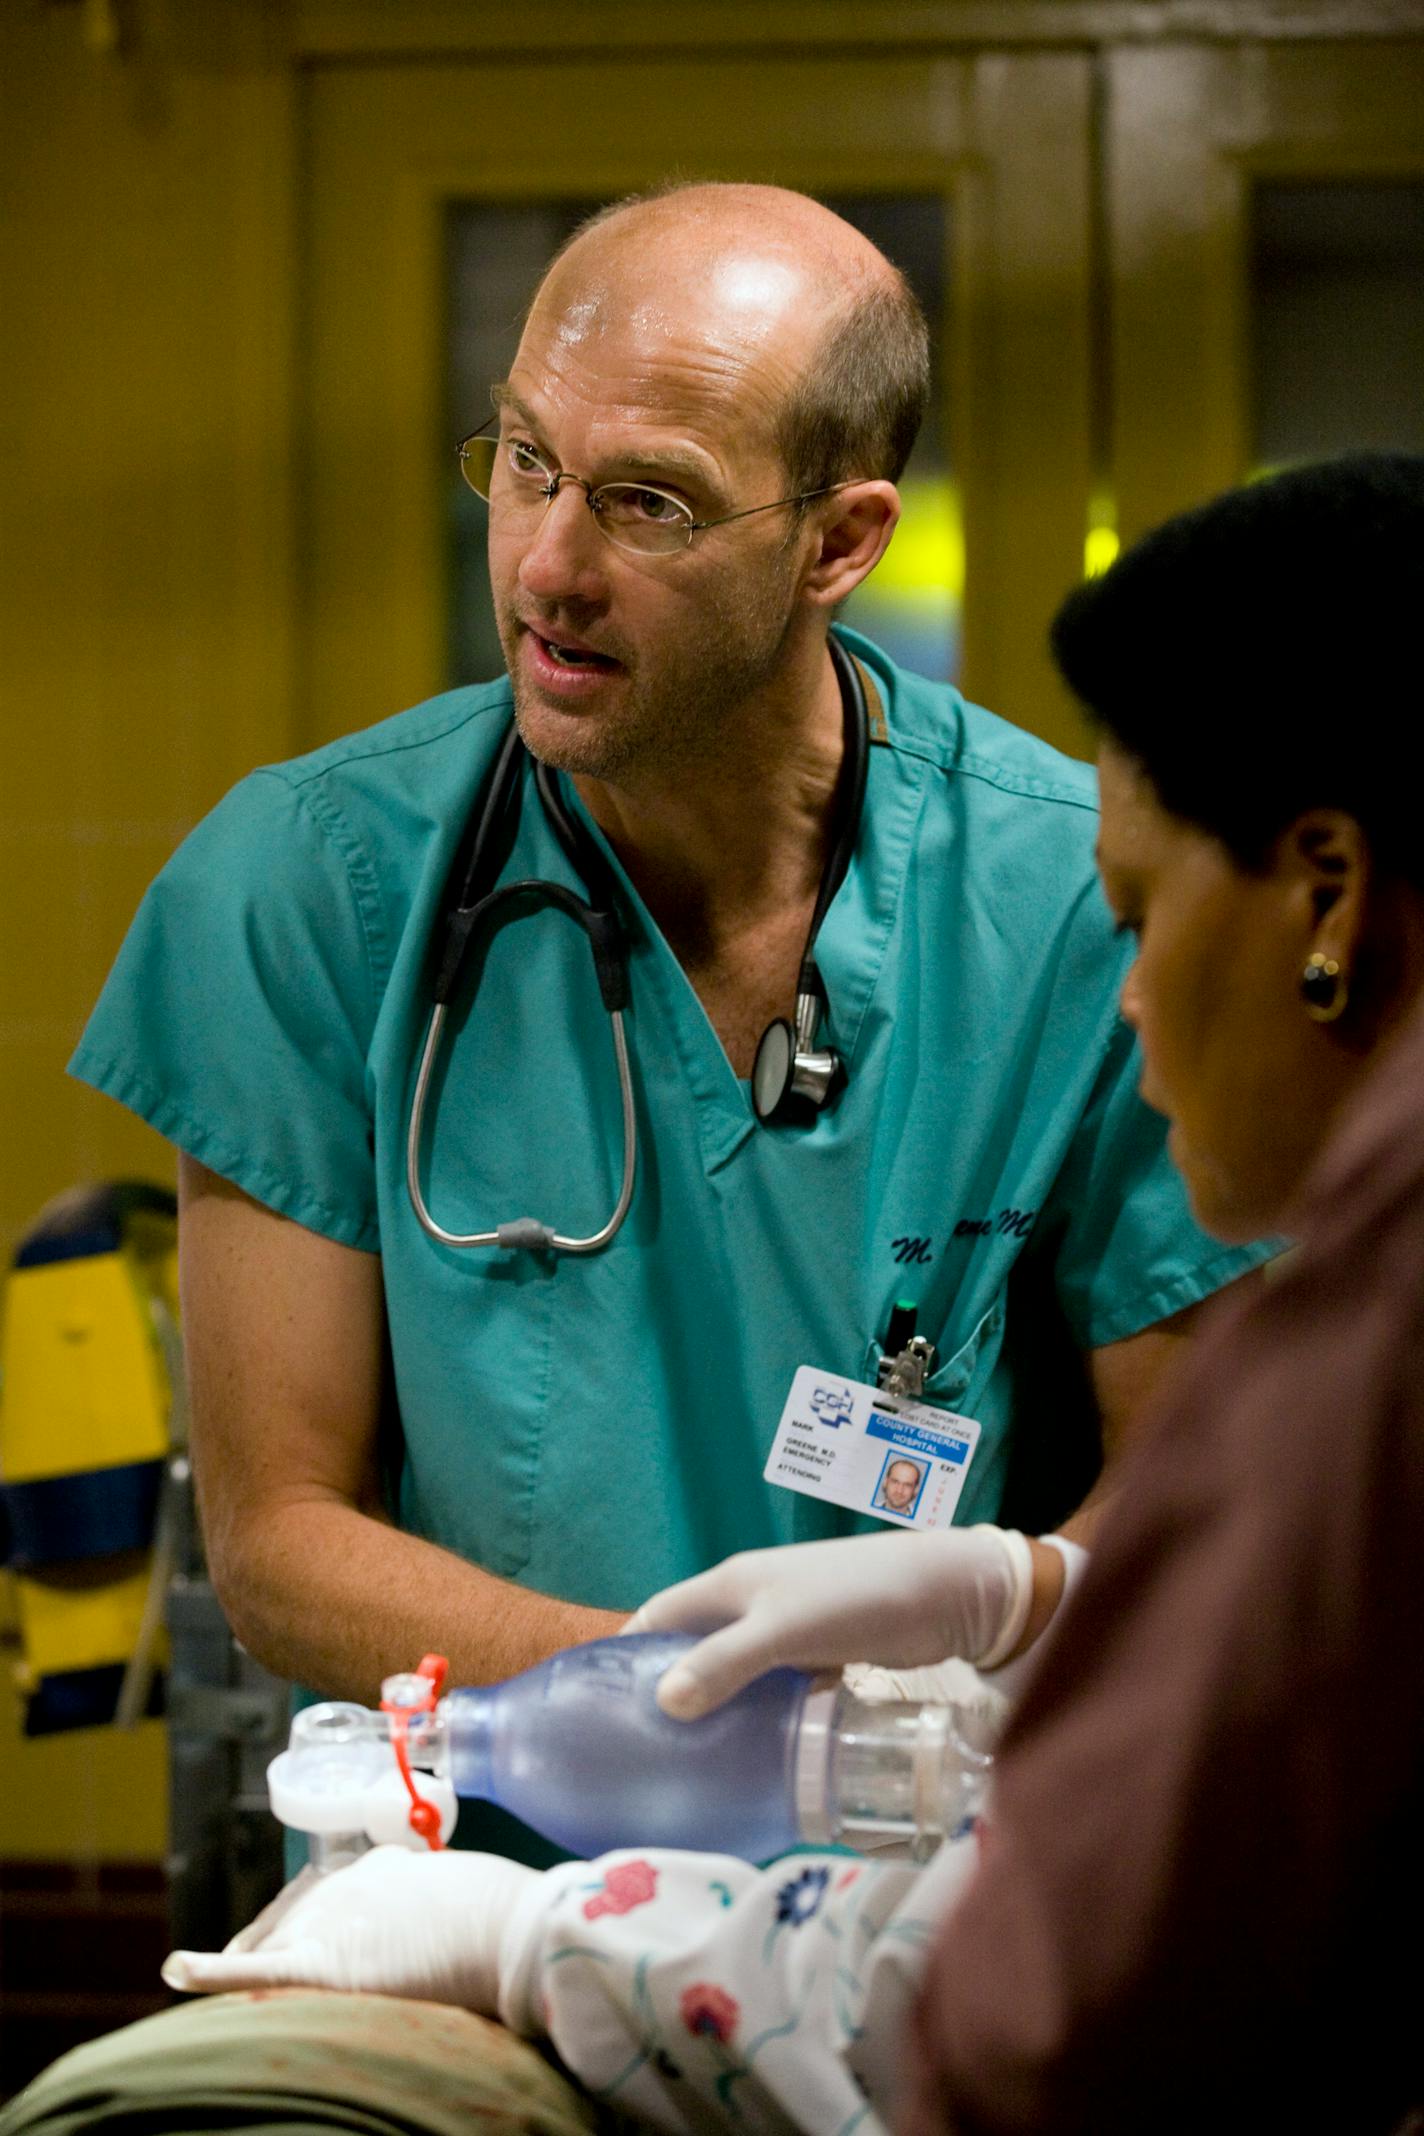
[459, 432, 696, 554]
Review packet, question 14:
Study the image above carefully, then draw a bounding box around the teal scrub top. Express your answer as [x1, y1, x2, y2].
[71, 629, 1271, 1606]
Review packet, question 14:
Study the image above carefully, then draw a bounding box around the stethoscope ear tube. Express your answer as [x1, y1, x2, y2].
[430, 908, 480, 1008]
[407, 989, 638, 1255]
[584, 909, 631, 1014]
[433, 878, 629, 1013]
[430, 716, 528, 1008]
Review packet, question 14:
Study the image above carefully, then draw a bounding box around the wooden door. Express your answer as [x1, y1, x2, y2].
[1109, 40, 1424, 546]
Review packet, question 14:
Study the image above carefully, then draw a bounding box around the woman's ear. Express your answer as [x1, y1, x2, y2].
[1286, 811, 1370, 960]
[800, 481, 901, 608]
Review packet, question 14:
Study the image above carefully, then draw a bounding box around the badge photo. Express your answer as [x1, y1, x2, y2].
[764, 1365, 981, 1531]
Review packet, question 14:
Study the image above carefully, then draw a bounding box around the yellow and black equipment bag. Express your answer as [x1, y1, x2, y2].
[0, 1181, 181, 1734]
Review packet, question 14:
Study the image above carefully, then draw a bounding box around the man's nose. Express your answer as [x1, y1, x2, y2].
[1119, 959, 1142, 1032]
[517, 481, 609, 604]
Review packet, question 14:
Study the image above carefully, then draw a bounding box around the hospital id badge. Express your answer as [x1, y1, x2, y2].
[764, 1365, 981, 1529]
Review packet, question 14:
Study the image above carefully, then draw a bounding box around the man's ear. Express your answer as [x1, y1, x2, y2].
[801, 481, 900, 608]
[1282, 810, 1370, 962]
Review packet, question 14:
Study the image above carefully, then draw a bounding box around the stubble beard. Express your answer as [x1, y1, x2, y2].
[502, 549, 803, 788]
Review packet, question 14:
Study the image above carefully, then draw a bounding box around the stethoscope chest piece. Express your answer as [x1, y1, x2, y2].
[751, 976, 847, 1125]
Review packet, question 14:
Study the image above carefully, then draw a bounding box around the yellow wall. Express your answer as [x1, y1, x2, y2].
[0, 0, 296, 1250]
[0, 0, 295, 1857]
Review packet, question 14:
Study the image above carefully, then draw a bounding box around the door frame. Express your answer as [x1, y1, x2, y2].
[1107, 38, 1424, 541]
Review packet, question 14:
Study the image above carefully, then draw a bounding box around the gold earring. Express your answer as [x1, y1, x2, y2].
[1300, 951, 1348, 1025]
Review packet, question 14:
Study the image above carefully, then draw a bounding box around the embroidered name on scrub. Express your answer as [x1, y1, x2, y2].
[765, 1365, 982, 1530]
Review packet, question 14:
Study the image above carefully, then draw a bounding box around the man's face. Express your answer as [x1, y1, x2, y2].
[487, 245, 828, 784]
[882, 1461, 920, 1511]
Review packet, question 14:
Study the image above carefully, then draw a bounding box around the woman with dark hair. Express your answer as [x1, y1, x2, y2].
[899, 451, 1424, 2131]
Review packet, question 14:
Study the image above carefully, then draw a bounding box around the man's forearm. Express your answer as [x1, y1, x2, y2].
[210, 1497, 626, 1700]
[1058, 1294, 1232, 1554]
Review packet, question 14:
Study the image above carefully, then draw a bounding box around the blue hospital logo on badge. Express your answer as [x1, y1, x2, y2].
[809, 1384, 855, 1430]
[765, 1366, 981, 1530]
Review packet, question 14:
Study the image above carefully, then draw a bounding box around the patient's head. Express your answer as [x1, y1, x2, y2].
[1052, 453, 1424, 1241]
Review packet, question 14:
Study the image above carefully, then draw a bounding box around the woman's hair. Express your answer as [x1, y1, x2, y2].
[1050, 453, 1424, 888]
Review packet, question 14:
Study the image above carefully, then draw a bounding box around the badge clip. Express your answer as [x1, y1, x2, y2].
[877, 1300, 938, 1401]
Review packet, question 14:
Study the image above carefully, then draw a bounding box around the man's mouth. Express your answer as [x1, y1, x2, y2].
[528, 627, 621, 672]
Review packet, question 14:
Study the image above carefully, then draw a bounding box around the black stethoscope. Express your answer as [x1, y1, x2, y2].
[405, 637, 870, 1256]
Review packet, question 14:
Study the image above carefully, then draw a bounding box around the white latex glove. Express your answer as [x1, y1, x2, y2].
[844, 1655, 1011, 1721]
[626, 1526, 1035, 1719]
[969, 1532, 1091, 1704]
[162, 1844, 538, 2012]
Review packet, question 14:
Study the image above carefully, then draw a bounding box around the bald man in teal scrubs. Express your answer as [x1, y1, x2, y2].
[71, 184, 1272, 1863]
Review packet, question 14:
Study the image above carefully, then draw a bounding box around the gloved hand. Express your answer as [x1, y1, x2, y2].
[626, 1526, 1037, 1720]
[843, 1655, 1010, 1717]
[845, 1533, 1091, 1711]
[161, 1844, 539, 2011]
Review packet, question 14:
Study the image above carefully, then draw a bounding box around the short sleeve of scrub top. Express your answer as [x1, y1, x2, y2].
[1039, 1009, 1274, 1351]
[69, 768, 383, 1252]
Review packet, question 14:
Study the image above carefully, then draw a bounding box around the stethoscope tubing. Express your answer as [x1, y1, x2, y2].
[406, 994, 637, 1253]
[405, 638, 867, 1255]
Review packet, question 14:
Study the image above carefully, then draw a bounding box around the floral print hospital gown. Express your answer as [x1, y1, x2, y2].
[496, 1837, 978, 2133]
